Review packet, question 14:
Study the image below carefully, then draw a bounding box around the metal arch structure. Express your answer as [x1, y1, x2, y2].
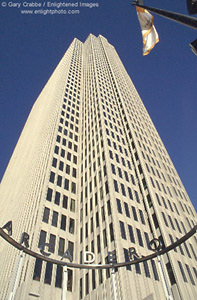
[0, 225, 196, 269]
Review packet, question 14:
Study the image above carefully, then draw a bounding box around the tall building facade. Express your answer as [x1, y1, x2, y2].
[0, 34, 196, 300]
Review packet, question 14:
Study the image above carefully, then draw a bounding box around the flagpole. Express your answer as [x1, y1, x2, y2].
[132, 1, 197, 29]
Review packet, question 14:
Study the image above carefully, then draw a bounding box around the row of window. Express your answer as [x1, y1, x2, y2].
[117, 198, 146, 224]
[111, 163, 135, 185]
[49, 172, 77, 193]
[33, 259, 73, 290]
[178, 260, 196, 286]
[54, 146, 78, 163]
[52, 157, 77, 178]
[109, 150, 132, 170]
[38, 230, 74, 257]
[113, 179, 140, 202]
[119, 221, 151, 250]
[46, 188, 73, 209]
[42, 207, 75, 233]
[56, 134, 78, 152]
[124, 248, 159, 280]
[169, 234, 197, 261]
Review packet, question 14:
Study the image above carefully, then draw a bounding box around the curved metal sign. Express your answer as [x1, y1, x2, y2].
[0, 225, 196, 270]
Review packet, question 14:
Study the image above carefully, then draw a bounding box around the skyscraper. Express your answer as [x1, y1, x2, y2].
[0, 34, 196, 300]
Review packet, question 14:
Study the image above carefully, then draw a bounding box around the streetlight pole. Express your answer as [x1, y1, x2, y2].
[8, 250, 24, 300]
[157, 255, 174, 300]
[61, 265, 68, 300]
[111, 267, 118, 300]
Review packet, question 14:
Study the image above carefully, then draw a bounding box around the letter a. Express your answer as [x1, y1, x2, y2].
[61, 249, 73, 262]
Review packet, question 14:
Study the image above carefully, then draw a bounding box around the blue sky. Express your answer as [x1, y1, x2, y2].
[0, 0, 196, 210]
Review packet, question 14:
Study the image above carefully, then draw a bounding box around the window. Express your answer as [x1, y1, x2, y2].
[55, 191, 60, 205]
[155, 193, 161, 206]
[52, 157, 57, 168]
[61, 149, 65, 158]
[124, 248, 131, 271]
[46, 188, 53, 201]
[103, 229, 107, 247]
[136, 228, 143, 247]
[60, 215, 66, 231]
[184, 243, 191, 258]
[44, 262, 53, 284]
[124, 171, 129, 182]
[54, 145, 59, 154]
[116, 199, 122, 213]
[139, 209, 145, 224]
[69, 218, 75, 234]
[68, 241, 74, 258]
[96, 212, 99, 227]
[118, 168, 122, 178]
[109, 223, 114, 241]
[168, 215, 175, 230]
[43, 207, 50, 223]
[128, 225, 135, 243]
[33, 259, 42, 281]
[97, 235, 101, 253]
[92, 270, 96, 290]
[134, 257, 141, 274]
[143, 260, 150, 277]
[52, 211, 58, 227]
[57, 175, 62, 187]
[72, 168, 77, 178]
[175, 219, 182, 233]
[107, 201, 111, 215]
[114, 180, 119, 192]
[124, 202, 130, 217]
[49, 172, 55, 183]
[189, 243, 197, 260]
[64, 179, 69, 190]
[70, 199, 75, 212]
[193, 267, 197, 279]
[144, 232, 151, 250]
[166, 262, 176, 285]
[121, 183, 126, 196]
[49, 234, 56, 253]
[85, 273, 89, 295]
[111, 163, 116, 175]
[178, 261, 187, 282]
[63, 195, 68, 209]
[67, 152, 71, 161]
[151, 259, 159, 280]
[135, 191, 140, 203]
[152, 213, 159, 229]
[131, 206, 138, 221]
[162, 212, 168, 227]
[131, 174, 135, 185]
[67, 269, 73, 291]
[38, 230, 46, 248]
[120, 221, 126, 240]
[55, 265, 63, 288]
[66, 164, 70, 174]
[128, 187, 133, 200]
[58, 238, 65, 256]
[71, 182, 76, 194]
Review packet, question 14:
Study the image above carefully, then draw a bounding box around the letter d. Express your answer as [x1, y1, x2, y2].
[84, 251, 95, 264]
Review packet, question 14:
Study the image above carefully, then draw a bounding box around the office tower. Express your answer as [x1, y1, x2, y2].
[0, 34, 196, 300]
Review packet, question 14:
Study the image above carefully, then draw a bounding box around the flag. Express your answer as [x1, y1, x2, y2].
[136, 7, 159, 55]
